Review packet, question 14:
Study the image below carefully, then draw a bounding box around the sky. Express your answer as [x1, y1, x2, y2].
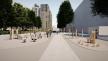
[14, 0, 83, 28]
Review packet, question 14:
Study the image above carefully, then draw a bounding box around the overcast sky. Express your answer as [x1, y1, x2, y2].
[14, 0, 83, 27]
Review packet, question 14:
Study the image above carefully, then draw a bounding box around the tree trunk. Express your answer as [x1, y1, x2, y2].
[30, 27, 32, 36]
[16, 27, 19, 39]
[10, 27, 14, 40]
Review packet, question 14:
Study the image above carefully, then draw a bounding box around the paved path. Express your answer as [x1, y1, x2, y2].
[64, 33, 108, 61]
[0, 33, 52, 61]
[39, 34, 80, 61]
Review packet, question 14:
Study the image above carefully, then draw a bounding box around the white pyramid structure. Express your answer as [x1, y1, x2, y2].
[73, 0, 108, 33]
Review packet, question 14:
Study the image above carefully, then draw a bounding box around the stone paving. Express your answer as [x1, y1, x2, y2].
[63, 33, 108, 51]
[39, 34, 80, 61]
[0, 33, 108, 61]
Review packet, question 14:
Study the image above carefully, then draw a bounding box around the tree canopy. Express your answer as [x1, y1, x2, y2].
[57, 0, 74, 29]
[0, 0, 13, 28]
[91, 0, 108, 17]
[35, 16, 42, 28]
[0, 1, 42, 29]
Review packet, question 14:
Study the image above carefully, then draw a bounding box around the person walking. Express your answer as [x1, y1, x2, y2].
[49, 30, 52, 37]
[46, 30, 49, 38]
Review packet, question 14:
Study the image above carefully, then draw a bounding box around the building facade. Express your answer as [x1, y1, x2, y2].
[32, 4, 52, 31]
[32, 4, 39, 16]
[67, 0, 108, 33]
[39, 4, 52, 31]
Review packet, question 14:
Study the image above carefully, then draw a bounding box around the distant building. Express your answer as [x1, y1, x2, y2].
[39, 4, 52, 31]
[32, 4, 39, 16]
[67, 0, 108, 33]
[32, 4, 52, 31]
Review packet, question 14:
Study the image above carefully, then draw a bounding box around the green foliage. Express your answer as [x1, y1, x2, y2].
[91, 0, 108, 17]
[0, 0, 13, 28]
[6, 3, 26, 27]
[27, 10, 42, 28]
[57, 1, 74, 28]
[0, 2, 42, 29]
[27, 10, 35, 27]
[35, 16, 42, 28]
[12, 3, 42, 28]
[13, 3, 27, 27]
[0, 30, 10, 35]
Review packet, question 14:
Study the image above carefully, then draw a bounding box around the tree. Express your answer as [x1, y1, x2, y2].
[27, 10, 42, 33]
[9, 3, 32, 29]
[7, 3, 30, 39]
[0, 0, 13, 29]
[35, 16, 42, 28]
[57, 0, 74, 29]
[27, 10, 36, 28]
[12, 3, 26, 27]
[21, 8, 32, 28]
[91, 0, 108, 17]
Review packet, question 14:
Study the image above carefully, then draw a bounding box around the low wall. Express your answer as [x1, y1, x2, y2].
[99, 26, 108, 35]
[98, 36, 108, 41]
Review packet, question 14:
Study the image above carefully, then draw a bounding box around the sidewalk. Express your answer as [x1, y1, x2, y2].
[0, 32, 50, 49]
[39, 34, 80, 61]
[0, 33, 52, 61]
[63, 33, 108, 51]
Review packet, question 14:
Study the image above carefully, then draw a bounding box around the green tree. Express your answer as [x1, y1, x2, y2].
[27, 10, 35, 27]
[8, 3, 31, 29]
[20, 8, 32, 28]
[27, 10, 42, 28]
[7, 3, 27, 39]
[91, 0, 108, 17]
[12, 3, 26, 27]
[57, 0, 74, 29]
[36, 16, 42, 28]
[0, 0, 13, 29]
